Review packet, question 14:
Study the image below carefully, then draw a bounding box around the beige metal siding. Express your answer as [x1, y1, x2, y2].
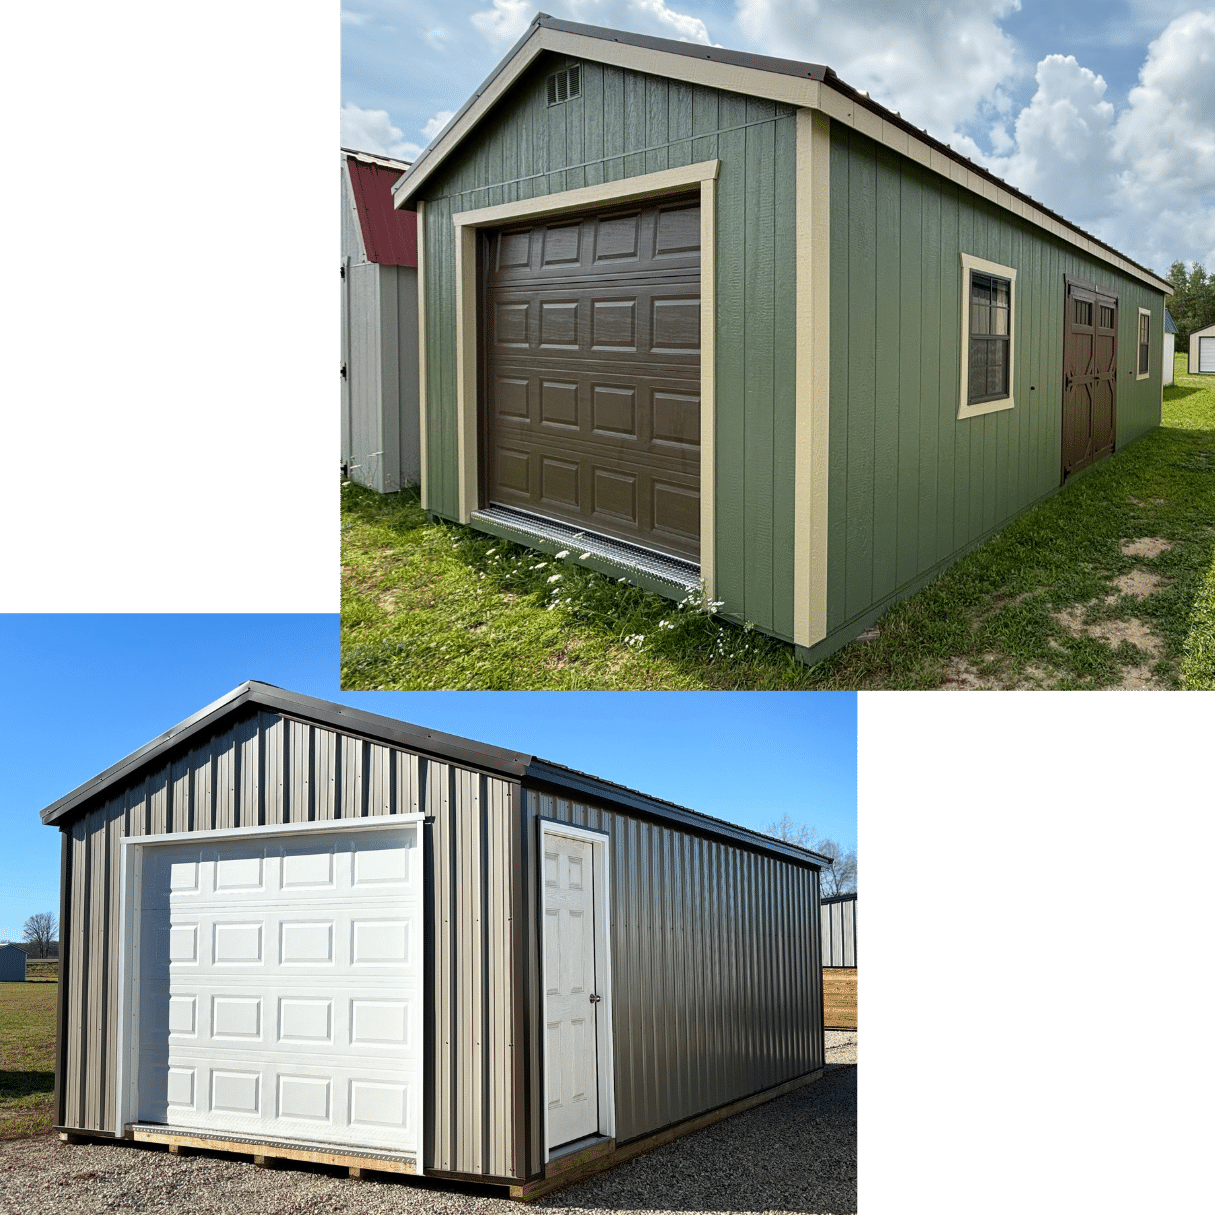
[528, 791, 823, 1147]
[424, 764, 524, 1178]
[58, 709, 526, 1180]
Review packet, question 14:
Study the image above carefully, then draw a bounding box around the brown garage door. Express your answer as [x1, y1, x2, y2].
[483, 197, 701, 561]
[1061, 278, 1117, 481]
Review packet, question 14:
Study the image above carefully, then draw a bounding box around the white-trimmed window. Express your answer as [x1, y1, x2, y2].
[1137, 307, 1151, 379]
[958, 253, 1017, 419]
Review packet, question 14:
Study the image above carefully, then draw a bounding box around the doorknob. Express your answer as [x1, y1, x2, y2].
[589, 993, 601, 1004]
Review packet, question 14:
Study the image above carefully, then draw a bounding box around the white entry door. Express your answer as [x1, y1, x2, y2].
[133, 824, 422, 1154]
[543, 831, 601, 1148]
[1201, 336, 1215, 373]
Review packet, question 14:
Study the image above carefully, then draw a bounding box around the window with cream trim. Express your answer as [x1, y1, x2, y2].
[958, 254, 1017, 419]
[1137, 308, 1150, 379]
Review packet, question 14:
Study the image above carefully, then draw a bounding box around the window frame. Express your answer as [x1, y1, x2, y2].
[958, 253, 1017, 420]
[1137, 307, 1151, 380]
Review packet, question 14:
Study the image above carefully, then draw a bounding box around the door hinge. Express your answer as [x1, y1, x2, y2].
[340, 363, 347, 380]
[340, 265, 346, 279]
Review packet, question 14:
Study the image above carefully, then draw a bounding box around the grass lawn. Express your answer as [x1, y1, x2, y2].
[0, 964, 58, 1141]
[342, 353, 1215, 690]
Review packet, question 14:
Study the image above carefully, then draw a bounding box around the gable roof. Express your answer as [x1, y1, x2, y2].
[343, 149, 418, 267]
[1165, 308, 1179, 335]
[391, 13, 1170, 294]
[38, 682, 829, 868]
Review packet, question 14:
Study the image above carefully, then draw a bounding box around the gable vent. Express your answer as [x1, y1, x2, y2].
[546, 64, 581, 106]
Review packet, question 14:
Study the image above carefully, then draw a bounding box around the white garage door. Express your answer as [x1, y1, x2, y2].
[132, 822, 422, 1154]
[1200, 336, 1215, 373]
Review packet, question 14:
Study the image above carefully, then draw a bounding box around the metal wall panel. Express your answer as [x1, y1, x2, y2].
[821, 894, 857, 967]
[527, 790, 823, 1149]
[58, 708, 525, 1180]
[342, 159, 421, 494]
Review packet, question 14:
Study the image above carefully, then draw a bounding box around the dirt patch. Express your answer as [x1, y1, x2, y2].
[1127, 496, 1169, 508]
[1112, 568, 1170, 597]
[340, 565, 356, 586]
[1114, 664, 1166, 690]
[1053, 606, 1164, 659]
[938, 656, 1000, 690]
[1121, 536, 1174, 559]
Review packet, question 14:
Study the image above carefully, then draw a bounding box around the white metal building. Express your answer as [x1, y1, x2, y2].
[341, 149, 421, 492]
[1189, 320, 1215, 375]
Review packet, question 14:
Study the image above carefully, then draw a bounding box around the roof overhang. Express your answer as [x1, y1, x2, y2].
[342, 147, 412, 172]
[38, 684, 831, 868]
[391, 13, 1171, 295]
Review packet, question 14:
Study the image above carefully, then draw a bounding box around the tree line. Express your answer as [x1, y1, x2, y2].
[765, 815, 857, 897]
[1168, 261, 1215, 342]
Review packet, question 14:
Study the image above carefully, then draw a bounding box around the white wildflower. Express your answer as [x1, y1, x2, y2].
[579, 552, 592, 560]
[547, 574, 562, 583]
[555, 549, 570, 559]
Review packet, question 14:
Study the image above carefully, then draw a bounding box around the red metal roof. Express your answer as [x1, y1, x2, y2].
[347, 157, 417, 267]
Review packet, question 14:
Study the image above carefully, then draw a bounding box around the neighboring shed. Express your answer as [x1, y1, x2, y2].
[390, 14, 1173, 663]
[0, 941, 28, 982]
[341, 149, 421, 492]
[820, 893, 856, 968]
[1189, 320, 1215, 375]
[41, 681, 828, 1198]
[1163, 308, 1177, 386]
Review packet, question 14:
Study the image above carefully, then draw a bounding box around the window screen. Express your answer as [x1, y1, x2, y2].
[968, 272, 1012, 403]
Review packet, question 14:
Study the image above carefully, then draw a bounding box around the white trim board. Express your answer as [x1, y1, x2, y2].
[538, 818, 616, 1161]
[793, 108, 830, 648]
[450, 160, 719, 597]
[113, 815, 426, 1145]
[392, 23, 1170, 295]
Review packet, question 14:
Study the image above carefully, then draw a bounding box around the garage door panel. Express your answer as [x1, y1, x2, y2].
[136, 826, 421, 1152]
[486, 199, 700, 560]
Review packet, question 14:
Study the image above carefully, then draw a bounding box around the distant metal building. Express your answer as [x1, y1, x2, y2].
[820, 893, 856, 968]
[341, 149, 421, 493]
[0, 941, 27, 982]
[1190, 319, 1215, 375]
[41, 682, 827, 1198]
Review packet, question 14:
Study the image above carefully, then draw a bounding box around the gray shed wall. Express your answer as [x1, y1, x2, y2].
[56, 708, 521, 1180]
[527, 789, 824, 1159]
[0, 943, 27, 981]
[820, 895, 856, 967]
[341, 162, 422, 493]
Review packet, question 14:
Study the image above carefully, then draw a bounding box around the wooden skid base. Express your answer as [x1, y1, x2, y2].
[823, 967, 857, 1030]
[129, 1127, 419, 1177]
[509, 1068, 826, 1201]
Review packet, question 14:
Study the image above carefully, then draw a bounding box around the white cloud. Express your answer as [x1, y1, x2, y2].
[423, 109, 456, 140]
[734, 0, 1023, 144]
[983, 12, 1215, 271]
[340, 102, 423, 159]
[340, 8, 369, 24]
[470, 0, 710, 53]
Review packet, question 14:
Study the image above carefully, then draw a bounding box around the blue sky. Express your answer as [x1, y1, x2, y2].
[0, 614, 855, 942]
[342, 0, 1215, 275]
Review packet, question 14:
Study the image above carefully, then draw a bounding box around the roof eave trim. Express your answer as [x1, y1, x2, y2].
[390, 17, 1170, 293]
[40, 682, 534, 828]
[524, 759, 831, 868]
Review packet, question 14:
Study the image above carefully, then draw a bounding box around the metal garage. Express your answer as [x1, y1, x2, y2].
[42, 681, 828, 1197]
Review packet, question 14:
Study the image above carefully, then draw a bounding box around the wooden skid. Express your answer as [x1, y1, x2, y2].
[823, 967, 858, 1030]
[509, 1068, 825, 1201]
[128, 1127, 419, 1177]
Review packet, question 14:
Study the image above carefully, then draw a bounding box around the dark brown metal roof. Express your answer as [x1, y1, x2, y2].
[393, 13, 1170, 291]
[37, 683, 828, 867]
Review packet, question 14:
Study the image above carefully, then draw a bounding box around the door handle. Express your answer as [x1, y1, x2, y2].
[589, 993, 601, 1004]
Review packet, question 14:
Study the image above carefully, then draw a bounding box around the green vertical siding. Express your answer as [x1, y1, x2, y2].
[824, 123, 1165, 641]
[418, 55, 798, 636]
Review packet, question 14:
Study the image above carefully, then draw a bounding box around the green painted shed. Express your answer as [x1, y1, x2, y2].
[390, 14, 1172, 664]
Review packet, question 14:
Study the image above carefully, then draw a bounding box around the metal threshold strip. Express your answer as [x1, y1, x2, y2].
[128, 1122, 418, 1165]
[473, 505, 701, 592]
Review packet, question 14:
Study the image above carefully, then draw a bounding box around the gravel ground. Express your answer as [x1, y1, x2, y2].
[0, 1055, 855, 1215]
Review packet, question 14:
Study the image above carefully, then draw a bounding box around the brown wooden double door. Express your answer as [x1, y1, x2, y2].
[482, 197, 701, 561]
[1061, 278, 1118, 481]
